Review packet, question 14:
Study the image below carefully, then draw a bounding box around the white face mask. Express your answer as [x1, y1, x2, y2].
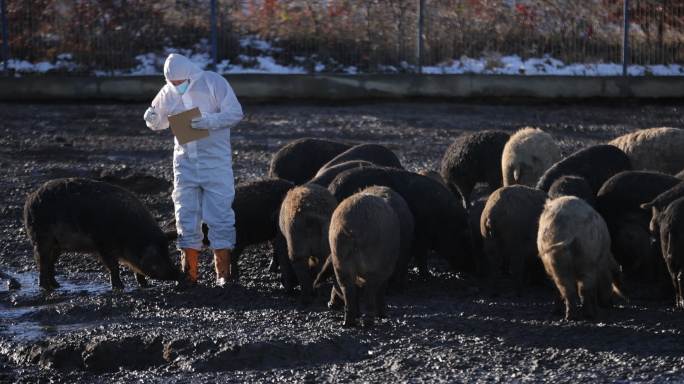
[175, 80, 189, 95]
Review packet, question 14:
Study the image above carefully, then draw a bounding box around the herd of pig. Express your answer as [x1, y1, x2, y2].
[18, 127, 684, 327]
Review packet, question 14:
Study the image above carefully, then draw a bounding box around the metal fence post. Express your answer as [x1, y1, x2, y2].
[210, 0, 218, 69]
[416, 0, 425, 74]
[1, 0, 8, 74]
[622, 0, 630, 76]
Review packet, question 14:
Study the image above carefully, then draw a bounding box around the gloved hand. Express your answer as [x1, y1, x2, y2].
[191, 113, 212, 130]
[143, 107, 160, 126]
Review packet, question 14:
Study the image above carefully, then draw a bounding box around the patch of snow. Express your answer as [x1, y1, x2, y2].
[2, 46, 683, 76]
[219, 56, 305, 74]
[421, 55, 684, 76]
[239, 36, 282, 53]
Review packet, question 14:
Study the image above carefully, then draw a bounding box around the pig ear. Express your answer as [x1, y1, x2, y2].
[640, 202, 653, 211]
[164, 230, 178, 241]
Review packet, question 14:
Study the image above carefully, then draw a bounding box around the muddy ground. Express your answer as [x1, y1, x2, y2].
[1, 100, 683, 383]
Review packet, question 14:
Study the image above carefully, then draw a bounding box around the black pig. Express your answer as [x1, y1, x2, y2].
[329, 166, 470, 275]
[268, 138, 351, 184]
[23, 178, 180, 290]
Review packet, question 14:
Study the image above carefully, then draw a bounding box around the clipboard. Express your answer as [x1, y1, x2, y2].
[168, 107, 209, 145]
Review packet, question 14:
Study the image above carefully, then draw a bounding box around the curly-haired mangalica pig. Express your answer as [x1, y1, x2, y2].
[23, 178, 181, 290]
[648, 196, 684, 309]
[641, 181, 684, 226]
[502, 127, 561, 187]
[597, 171, 680, 279]
[480, 185, 547, 293]
[308, 160, 375, 187]
[358, 186, 414, 290]
[547, 175, 595, 206]
[609, 127, 684, 175]
[278, 184, 337, 303]
[599, 171, 680, 222]
[329, 193, 400, 327]
[440, 130, 510, 205]
[537, 196, 624, 320]
[536, 145, 631, 194]
[316, 143, 402, 175]
[328, 166, 470, 275]
[315, 185, 414, 308]
[268, 138, 351, 184]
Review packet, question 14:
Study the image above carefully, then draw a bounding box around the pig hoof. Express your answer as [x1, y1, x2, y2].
[135, 275, 149, 288]
[564, 310, 581, 321]
[39, 284, 54, 291]
[7, 278, 21, 290]
[40, 279, 60, 291]
[342, 319, 357, 328]
[327, 299, 343, 310]
[217, 277, 238, 288]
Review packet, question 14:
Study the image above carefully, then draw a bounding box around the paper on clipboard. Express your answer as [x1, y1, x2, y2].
[168, 107, 209, 145]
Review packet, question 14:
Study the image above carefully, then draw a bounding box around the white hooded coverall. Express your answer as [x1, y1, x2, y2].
[146, 54, 243, 250]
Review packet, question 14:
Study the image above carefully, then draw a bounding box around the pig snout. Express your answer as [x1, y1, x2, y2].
[140, 246, 182, 281]
[150, 260, 182, 281]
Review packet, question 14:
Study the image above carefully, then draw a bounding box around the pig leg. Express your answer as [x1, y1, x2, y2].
[376, 281, 388, 318]
[278, 253, 297, 293]
[511, 250, 525, 297]
[231, 248, 242, 282]
[135, 273, 148, 288]
[579, 275, 599, 320]
[336, 270, 359, 327]
[328, 285, 344, 309]
[389, 253, 409, 293]
[35, 239, 60, 290]
[560, 281, 580, 321]
[412, 240, 430, 277]
[677, 270, 684, 309]
[100, 252, 124, 290]
[361, 281, 380, 327]
[550, 267, 580, 320]
[482, 238, 501, 296]
[270, 234, 287, 273]
[292, 259, 314, 305]
[341, 284, 360, 328]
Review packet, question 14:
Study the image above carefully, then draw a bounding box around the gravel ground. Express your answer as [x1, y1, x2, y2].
[1, 100, 683, 383]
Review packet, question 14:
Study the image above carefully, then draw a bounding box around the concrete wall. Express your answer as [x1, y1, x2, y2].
[0, 74, 682, 102]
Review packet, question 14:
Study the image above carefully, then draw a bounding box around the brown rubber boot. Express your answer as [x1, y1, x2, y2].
[213, 249, 232, 287]
[180, 248, 200, 285]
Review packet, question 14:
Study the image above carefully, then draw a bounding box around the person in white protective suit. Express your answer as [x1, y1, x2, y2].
[143, 53, 243, 287]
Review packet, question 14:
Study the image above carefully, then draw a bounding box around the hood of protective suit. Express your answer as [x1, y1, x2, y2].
[164, 53, 203, 83]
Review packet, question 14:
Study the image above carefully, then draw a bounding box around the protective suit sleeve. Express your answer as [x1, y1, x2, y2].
[146, 87, 172, 131]
[199, 74, 244, 131]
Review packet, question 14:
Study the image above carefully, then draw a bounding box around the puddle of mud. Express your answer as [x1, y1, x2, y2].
[0, 271, 111, 298]
[0, 271, 113, 342]
[1, 316, 96, 342]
